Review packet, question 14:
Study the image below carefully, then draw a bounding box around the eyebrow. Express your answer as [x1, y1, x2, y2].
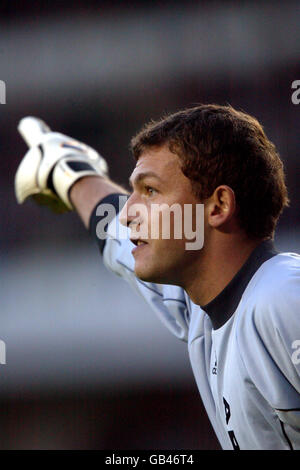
[129, 171, 163, 188]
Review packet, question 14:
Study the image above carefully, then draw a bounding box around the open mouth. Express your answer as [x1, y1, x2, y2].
[130, 239, 148, 254]
[130, 239, 148, 247]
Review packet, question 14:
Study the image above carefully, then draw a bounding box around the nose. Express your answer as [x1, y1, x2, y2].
[119, 200, 129, 227]
[119, 194, 148, 232]
[119, 194, 135, 227]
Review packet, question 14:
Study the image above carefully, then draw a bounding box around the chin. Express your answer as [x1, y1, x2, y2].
[134, 263, 176, 285]
[134, 266, 159, 283]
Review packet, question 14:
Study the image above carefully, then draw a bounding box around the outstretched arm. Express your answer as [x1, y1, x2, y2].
[15, 116, 190, 342]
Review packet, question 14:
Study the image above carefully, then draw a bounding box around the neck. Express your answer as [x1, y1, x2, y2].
[183, 232, 262, 306]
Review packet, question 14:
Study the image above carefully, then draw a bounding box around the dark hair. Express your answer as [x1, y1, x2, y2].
[130, 104, 289, 239]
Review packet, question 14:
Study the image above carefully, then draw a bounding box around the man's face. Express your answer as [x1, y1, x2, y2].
[120, 145, 204, 285]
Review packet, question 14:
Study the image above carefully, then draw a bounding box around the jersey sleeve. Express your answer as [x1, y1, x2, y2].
[237, 254, 300, 447]
[90, 198, 190, 342]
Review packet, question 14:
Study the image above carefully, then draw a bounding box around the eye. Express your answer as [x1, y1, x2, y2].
[145, 185, 157, 196]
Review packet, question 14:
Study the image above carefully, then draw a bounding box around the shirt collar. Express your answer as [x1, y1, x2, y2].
[200, 239, 278, 330]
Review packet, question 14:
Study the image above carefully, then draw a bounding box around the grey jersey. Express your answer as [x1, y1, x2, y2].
[100, 213, 300, 450]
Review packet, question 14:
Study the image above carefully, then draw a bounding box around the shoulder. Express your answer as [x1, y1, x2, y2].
[240, 251, 300, 310]
[236, 251, 300, 353]
[250, 251, 300, 321]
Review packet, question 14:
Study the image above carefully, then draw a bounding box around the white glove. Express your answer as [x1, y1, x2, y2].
[15, 116, 109, 212]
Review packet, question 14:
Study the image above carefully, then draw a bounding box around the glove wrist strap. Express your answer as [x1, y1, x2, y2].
[52, 157, 102, 209]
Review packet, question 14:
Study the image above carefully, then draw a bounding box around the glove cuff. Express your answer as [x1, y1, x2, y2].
[52, 156, 105, 209]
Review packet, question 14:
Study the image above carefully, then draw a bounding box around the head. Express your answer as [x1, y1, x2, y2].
[120, 104, 289, 285]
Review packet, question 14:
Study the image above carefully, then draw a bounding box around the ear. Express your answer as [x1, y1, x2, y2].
[206, 185, 236, 229]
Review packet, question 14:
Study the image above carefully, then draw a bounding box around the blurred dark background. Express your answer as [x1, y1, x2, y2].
[0, 0, 299, 449]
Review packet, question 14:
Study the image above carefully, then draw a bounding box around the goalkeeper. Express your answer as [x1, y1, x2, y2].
[15, 105, 300, 450]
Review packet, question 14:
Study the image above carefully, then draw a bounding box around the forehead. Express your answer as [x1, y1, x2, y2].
[131, 145, 182, 182]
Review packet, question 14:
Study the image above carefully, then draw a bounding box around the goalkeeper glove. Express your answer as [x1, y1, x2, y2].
[15, 116, 109, 212]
